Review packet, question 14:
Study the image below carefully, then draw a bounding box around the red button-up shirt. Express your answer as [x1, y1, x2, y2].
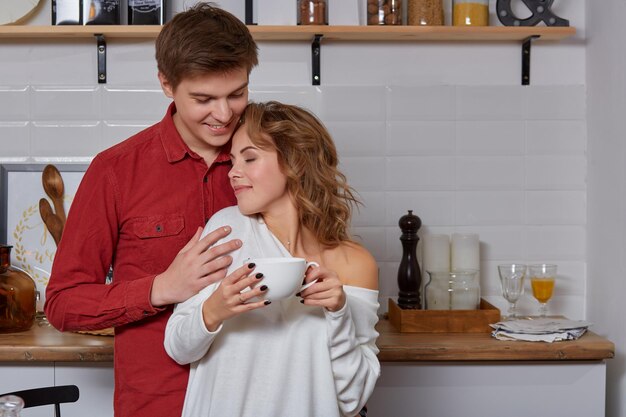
[45, 103, 236, 417]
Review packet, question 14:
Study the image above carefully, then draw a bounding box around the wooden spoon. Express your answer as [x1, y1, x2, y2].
[39, 198, 63, 246]
[42, 164, 66, 225]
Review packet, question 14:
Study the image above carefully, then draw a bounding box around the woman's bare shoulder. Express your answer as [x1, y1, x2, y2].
[326, 242, 379, 290]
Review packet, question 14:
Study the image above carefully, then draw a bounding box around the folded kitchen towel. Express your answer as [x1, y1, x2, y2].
[490, 318, 592, 343]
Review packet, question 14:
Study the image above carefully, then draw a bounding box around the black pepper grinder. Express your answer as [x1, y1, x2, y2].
[397, 210, 422, 309]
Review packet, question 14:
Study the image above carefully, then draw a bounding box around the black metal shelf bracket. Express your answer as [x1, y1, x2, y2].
[521, 35, 540, 85]
[96, 34, 107, 84]
[311, 34, 323, 85]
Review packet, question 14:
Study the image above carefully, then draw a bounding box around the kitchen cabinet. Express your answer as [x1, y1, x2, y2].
[0, 320, 613, 417]
[0, 25, 576, 85]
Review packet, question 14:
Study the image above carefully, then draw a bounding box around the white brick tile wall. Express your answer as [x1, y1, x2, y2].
[526, 120, 586, 155]
[326, 121, 385, 157]
[455, 156, 524, 190]
[32, 122, 101, 158]
[102, 88, 170, 121]
[339, 157, 386, 191]
[456, 121, 525, 155]
[101, 122, 150, 150]
[525, 191, 586, 225]
[455, 191, 524, 225]
[0, 87, 29, 121]
[524, 226, 586, 260]
[525, 155, 586, 190]
[31, 87, 100, 121]
[386, 192, 455, 226]
[29, 42, 94, 85]
[249, 86, 320, 113]
[388, 86, 456, 121]
[98, 40, 160, 87]
[352, 191, 386, 227]
[0, 37, 588, 317]
[319, 86, 386, 121]
[456, 86, 524, 120]
[524, 85, 586, 120]
[0, 122, 30, 159]
[387, 121, 455, 156]
[386, 156, 455, 190]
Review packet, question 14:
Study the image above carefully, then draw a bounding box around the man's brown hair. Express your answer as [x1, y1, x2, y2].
[155, 2, 258, 89]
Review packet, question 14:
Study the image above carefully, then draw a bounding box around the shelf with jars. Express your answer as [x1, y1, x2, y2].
[0, 24, 576, 84]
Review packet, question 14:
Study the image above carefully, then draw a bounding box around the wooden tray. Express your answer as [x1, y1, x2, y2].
[388, 298, 500, 333]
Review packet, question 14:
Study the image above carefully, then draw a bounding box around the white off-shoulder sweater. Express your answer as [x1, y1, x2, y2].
[164, 206, 381, 417]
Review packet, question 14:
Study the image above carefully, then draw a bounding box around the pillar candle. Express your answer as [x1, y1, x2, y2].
[451, 233, 479, 271]
[423, 234, 450, 273]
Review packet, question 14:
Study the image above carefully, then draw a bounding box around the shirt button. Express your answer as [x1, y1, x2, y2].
[203, 177, 208, 183]
[142, 311, 150, 316]
[155, 225, 162, 232]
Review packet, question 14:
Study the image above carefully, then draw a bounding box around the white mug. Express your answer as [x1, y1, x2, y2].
[247, 257, 319, 302]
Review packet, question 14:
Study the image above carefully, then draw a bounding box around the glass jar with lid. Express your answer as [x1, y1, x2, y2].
[424, 270, 451, 310]
[407, 0, 444, 26]
[453, 0, 489, 26]
[367, 0, 403, 25]
[298, 0, 328, 25]
[425, 270, 480, 310]
[0, 245, 36, 333]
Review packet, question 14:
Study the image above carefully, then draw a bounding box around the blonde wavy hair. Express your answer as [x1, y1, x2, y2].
[240, 101, 360, 248]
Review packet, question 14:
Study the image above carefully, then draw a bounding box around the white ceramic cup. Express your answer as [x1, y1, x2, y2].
[248, 257, 319, 302]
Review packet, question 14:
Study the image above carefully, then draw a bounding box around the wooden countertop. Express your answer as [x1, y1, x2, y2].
[0, 320, 614, 363]
[375, 320, 615, 362]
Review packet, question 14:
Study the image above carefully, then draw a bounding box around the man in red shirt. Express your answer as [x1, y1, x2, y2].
[44, 4, 258, 417]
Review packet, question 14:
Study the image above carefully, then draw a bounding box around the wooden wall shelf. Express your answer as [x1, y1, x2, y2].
[0, 25, 576, 85]
[0, 25, 576, 42]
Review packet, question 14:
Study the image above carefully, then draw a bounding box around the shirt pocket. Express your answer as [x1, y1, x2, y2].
[131, 215, 186, 274]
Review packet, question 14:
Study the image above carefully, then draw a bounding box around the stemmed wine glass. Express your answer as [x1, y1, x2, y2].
[529, 264, 557, 317]
[497, 264, 527, 320]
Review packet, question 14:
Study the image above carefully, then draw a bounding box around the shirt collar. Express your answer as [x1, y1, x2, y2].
[159, 102, 232, 165]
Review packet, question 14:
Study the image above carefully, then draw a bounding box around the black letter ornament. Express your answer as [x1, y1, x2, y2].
[496, 0, 569, 27]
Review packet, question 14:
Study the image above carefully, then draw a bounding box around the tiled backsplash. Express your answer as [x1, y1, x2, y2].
[0, 0, 587, 316]
[0, 82, 587, 317]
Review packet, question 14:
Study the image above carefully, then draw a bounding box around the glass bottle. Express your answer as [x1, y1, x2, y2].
[0, 245, 36, 333]
[453, 0, 489, 26]
[407, 0, 444, 26]
[298, 0, 328, 25]
[367, 0, 403, 25]
[0, 395, 24, 417]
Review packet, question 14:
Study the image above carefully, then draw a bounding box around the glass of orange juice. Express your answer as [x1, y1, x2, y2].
[529, 264, 557, 317]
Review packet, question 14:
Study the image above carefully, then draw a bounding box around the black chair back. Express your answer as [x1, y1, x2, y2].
[0, 385, 79, 417]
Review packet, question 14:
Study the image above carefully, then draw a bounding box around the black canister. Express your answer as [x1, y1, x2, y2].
[128, 0, 165, 25]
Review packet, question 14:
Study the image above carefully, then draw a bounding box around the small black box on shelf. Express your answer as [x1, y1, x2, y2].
[52, 0, 83, 25]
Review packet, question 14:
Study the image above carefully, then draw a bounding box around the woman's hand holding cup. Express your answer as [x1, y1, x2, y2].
[298, 264, 346, 313]
[201, 262, 270, 332]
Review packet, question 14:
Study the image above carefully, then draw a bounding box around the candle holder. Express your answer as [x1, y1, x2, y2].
[397, 210, 422, 309]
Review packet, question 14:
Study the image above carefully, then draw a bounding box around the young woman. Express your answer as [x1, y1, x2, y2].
[164, 101, 380, 417]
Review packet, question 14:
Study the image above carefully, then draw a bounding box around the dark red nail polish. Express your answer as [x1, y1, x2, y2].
[300, 300, 305, 304]
[248, 263, 255, 269]
[256, 273, 263, 279]
[260, 285, 268, 291]
[295, 292, 301, 297]
[264, 300, 271, 305]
